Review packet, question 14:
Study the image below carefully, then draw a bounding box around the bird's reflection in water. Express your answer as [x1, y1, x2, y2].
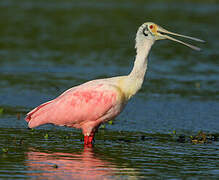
[26, 147, 117, 180]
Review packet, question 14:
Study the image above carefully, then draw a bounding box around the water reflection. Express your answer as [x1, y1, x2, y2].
[26, 147, 117, 180]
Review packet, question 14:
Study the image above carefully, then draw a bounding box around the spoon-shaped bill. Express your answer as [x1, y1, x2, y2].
[157, 25, 205, 43]
[164, 34, 201, 51]
[156, 25, 204, 51]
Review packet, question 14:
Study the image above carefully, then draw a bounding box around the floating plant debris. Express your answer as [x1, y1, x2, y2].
[190, 131, 218, 144]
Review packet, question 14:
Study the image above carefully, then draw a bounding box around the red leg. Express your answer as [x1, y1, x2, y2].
[84, 134, 95, 147]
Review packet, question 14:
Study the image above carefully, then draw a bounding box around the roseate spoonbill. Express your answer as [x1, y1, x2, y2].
[25, 22, 204, 146]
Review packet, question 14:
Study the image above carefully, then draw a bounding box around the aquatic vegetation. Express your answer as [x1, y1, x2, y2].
[171, 130, 218, 144]
[0, 108, 4, 115]
[1, 148, 8, 153]
[99, 120, 114, 130]
[190, 131, 218, 144]
[108, 120, 113, 125]
[44, 133, 49, 140]
[100, 124, 106, 129]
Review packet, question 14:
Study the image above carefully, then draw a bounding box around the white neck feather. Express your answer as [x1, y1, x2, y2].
[121, 37, 154, 99]
[129, 39, 154, 79]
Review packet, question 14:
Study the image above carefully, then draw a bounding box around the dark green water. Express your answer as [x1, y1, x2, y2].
[0, 0, 218, 179]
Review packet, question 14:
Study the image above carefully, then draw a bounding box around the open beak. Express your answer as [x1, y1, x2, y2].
[154, 24, 205, 51]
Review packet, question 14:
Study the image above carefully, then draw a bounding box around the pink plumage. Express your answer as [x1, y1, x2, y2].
[25, 80, 125, 145]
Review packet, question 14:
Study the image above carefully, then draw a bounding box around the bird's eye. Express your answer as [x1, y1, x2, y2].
[149, 25, 154, 29]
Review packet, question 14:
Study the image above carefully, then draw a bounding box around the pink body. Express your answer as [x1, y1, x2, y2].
[26, 79, 126, 142]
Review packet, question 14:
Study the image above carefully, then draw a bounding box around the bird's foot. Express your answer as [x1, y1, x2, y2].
[84, 135, 94, 147]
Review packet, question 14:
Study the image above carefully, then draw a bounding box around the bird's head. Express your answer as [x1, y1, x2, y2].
[136, 22, 204, 51]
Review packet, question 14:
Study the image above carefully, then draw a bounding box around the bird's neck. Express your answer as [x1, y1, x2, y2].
[121, 39, 154, 99]
[129, 39, 153, 79]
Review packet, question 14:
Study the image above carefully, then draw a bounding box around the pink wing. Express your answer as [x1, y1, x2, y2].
[25, 82, 122, 133]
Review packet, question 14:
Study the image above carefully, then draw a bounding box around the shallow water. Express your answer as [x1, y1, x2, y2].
[0, 0, 219, 179]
